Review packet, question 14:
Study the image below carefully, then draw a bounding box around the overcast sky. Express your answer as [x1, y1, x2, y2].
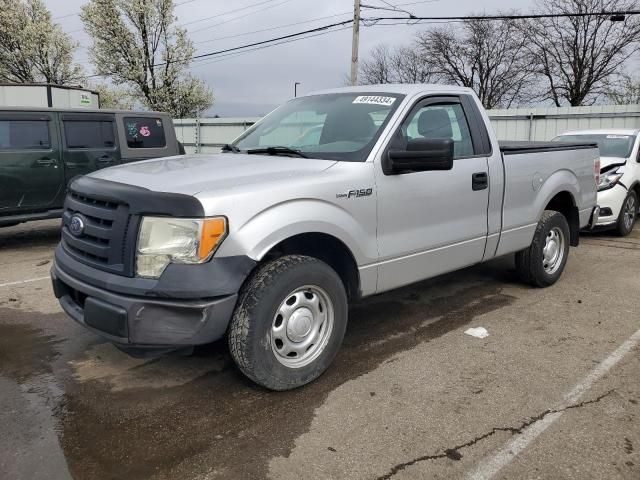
[45, 0, 535, 116]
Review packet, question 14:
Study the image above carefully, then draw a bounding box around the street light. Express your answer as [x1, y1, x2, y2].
[294, 82, 301, 97]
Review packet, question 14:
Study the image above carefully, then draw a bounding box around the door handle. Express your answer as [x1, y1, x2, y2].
[472, 172, 488, 191]
[35, 158, 56, 167]
[97, 155, 114, 165]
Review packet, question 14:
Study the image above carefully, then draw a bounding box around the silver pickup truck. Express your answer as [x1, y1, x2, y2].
[51, 85, 599, 390]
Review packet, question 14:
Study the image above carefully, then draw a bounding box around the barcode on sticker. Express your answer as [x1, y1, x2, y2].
[353, 95, 396, 106]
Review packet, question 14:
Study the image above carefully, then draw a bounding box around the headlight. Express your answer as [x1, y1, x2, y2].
[598, 169, 623, 192]
[136, 216, 227, 278]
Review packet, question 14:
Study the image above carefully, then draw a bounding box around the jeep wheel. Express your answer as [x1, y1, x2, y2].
[515, 210, 570, 288]
[228, 255, 348, 390]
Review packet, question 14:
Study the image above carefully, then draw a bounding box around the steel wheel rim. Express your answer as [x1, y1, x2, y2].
[542, 227, 565, 275]
[271, 285, 334, 368]
[624, 196, 636, 230]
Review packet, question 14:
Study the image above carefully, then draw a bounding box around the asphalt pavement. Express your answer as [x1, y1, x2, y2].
[0, 219, 639, 480]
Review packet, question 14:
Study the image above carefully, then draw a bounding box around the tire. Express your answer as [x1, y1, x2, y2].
[616, 190, 638, 237]
[228, 254, 348, 391]
[515, 210, 570, 288]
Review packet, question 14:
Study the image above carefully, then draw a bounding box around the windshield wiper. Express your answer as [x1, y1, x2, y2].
[246, 146, 308, 158]
[221, 143, 240, 153]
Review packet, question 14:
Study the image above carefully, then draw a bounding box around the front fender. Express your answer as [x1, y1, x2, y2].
[215, 198, 378, 266]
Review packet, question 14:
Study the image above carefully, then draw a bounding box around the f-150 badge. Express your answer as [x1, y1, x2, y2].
[336, 188, 373, 199]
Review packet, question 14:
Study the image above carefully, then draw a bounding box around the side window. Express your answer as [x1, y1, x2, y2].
[124, 117, 166, 148]
[0, 119, 50, 150]
[64, 120, 115, 149]
[403, 103, 475, 159]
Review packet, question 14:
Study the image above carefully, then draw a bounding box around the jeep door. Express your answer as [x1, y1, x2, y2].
[0, 112, 63, 212]
[374, 95, 492, 292]
[60, 112, 120, 184]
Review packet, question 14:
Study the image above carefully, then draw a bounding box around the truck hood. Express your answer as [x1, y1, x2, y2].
[89, 153, 338, 196]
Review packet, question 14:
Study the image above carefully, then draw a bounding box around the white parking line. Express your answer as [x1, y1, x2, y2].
[0, 276, 50, 288]
[467, 327, 640, 480]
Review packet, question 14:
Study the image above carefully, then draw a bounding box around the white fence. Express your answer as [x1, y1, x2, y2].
[173, 117, 259, 154]
[174, 104, 640, 153]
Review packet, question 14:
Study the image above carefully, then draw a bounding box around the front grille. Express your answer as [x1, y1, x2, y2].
[61, 188, 137, 276]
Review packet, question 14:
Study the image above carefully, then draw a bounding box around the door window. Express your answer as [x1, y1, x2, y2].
[64, 120, 115, 149]
[0, 120, 50, 150]
[402, 103, 475, 159]
[124, 117, 166, 148]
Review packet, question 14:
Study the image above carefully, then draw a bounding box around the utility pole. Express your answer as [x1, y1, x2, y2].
[350, 0, 361, 86]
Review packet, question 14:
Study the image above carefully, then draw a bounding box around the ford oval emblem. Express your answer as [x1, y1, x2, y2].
[69, 214, 86, 237]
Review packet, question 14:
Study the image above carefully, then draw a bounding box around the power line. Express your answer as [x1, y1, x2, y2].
[190, 26, 353, 68]
[81, 9, 640, 77]
[367, 10, 640, 22]
[83, 19, 354, 78]
[182, 0, 284, 27]
[192, 11, 352, 46]
[188, 0, 294, 34]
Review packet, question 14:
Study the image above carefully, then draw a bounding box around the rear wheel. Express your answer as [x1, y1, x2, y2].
[515, 210, 570, 287]
[228, 255, 348, 391]
[616, 190, 637, 237]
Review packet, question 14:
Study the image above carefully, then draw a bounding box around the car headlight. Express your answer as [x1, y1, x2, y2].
[136, 216, 227, 278]
[598, 169, 624, 192]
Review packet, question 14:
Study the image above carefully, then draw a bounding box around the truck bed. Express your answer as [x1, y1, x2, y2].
[499, 141, 598, 154]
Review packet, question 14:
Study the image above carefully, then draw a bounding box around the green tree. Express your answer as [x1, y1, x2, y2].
[0, 0, 83, 84]
[81, 0, 213, 118]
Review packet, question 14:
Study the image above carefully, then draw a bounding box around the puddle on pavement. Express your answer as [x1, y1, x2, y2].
[54, 265, 516, 480]
[0, 322, 61, 383]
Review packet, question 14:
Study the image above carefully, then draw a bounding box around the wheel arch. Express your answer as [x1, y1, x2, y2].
[543, 190, 580, 246]
[260, 232, 362, 300]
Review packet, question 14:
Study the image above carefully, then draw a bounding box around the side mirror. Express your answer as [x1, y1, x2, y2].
[385, 138, 454, 174]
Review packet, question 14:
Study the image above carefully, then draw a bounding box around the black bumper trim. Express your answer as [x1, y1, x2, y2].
[52, 262, 239, 346]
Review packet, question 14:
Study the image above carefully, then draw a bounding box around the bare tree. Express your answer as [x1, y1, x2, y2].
[0, 0, 83, 84]
[416, 16, 535, 109]
[605, 73, 640, 104]
[359, 45, 394, 84]
[359, 44, 431, 85]
[81, 0, 213, 118]
[526, 0, 640, 106]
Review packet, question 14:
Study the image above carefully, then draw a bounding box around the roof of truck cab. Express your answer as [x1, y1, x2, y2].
[557, 128, 640, 136]
[0, 106, 168, 115]
[308, 84, 476, 96]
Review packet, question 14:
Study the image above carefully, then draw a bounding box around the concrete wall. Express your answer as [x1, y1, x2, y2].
[174, 105, 640, 153]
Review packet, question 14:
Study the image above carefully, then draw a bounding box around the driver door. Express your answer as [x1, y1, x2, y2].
[374, 96, 491, 292]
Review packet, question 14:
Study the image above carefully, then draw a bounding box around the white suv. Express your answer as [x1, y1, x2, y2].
[554, 129, 640, 236]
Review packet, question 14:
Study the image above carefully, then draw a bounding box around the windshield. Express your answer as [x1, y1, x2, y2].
[553, 134, 636, 158]
[230, 93, 405, 161]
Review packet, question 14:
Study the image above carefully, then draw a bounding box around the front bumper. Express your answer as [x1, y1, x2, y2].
[594, 184, 627, 228]
[52, 247, 255, 349]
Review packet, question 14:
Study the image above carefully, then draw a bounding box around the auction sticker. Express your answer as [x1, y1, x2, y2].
[353, 95, 396, 106]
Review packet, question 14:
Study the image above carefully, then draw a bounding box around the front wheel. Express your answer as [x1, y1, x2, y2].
[515, 210, 570, 288]
[228, 255, 348, 391]
[616, 190, 638, 237]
